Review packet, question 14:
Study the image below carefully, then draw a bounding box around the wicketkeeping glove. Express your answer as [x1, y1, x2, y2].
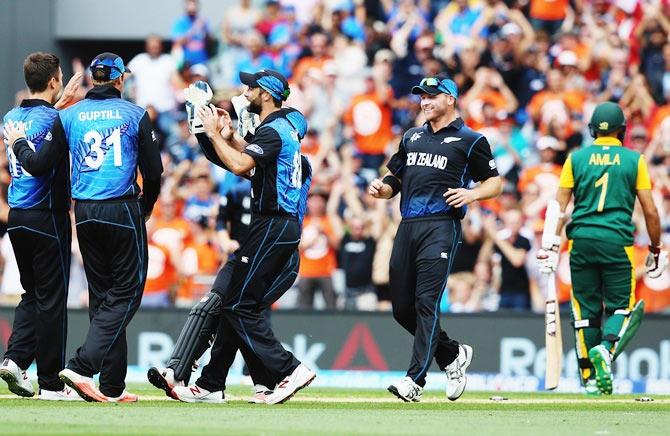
[231, 94, 260, 138]
[536, 246, 559, 274]
[645, 245, 668, 279]
[184, 80, 213, 134]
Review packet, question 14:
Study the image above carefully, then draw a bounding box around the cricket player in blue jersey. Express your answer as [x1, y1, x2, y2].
[9, 52, 163, 403]
[1, 52, 81, 401]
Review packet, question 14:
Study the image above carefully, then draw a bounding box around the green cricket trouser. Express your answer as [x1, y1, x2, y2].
[568, 238, 636, 383]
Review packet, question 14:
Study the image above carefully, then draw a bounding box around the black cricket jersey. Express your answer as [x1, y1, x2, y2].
[216, 178, 252, 242]
[387, 117, 498, 220]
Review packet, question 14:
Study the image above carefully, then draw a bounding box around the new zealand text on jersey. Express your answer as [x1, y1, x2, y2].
[406, 151, 448, 170]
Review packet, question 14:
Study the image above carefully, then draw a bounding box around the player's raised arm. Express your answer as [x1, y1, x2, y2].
[9, 116, 68, 177]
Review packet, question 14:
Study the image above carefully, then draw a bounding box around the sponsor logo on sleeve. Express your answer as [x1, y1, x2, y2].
[246, 144, 264, 155]
[489, 159, 497, 169]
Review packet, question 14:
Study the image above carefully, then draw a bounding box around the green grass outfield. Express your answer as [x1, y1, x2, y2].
[1, 384, 669, 436]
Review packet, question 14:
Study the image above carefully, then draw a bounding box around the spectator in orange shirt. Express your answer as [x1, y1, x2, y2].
[149, 196, 192, 266]
[298, 187, 341, 309]
[176, 218, 222, 307]
[527, 69, 585, 137]
[517, 136, 563, 201]
[529, 0, 569, 37]
[292, 29, 332, 84]
[343, 69, 395, 175]
[461, 68, 518, 131]
[142, 242, 177, 308]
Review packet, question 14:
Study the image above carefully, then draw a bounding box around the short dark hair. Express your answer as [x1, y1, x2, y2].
[23, 52, 60, 93]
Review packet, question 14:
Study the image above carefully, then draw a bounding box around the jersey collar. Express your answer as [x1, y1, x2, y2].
[20, 99, 53, 108]
[256, 108, 284, 129]
[86, 84, 122, 100]
[593, 137, 622, 146]
[425, 117, 464, 134]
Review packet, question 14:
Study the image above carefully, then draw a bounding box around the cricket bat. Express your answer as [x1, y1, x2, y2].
[544, 274, 562, 390]
[542, 200, 563, 390]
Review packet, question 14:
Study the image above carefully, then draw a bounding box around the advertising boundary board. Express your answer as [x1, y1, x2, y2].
[1, 309, 669, 393]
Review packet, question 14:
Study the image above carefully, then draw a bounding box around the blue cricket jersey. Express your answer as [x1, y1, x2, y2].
[60, 90, 145, 200]
[242, 108, 307, 216]
[3, 99, 68, 210]
[13, 86, 163, 213]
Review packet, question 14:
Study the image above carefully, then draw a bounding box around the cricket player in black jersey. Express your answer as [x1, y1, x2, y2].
[1, 53, 81, 401]
[217, 178, 272, 392]
[148, 73, 314, 404]
[369, 75, 502, 402]
[148, 166, 309, 403]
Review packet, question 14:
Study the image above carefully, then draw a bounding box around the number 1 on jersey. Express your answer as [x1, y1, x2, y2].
[594, 172, 609, 212]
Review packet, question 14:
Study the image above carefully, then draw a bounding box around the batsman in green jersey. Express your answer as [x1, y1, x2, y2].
[536, 102, 668, 395]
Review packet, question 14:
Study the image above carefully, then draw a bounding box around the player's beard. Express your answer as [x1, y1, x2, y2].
[248, 96, 262, 115]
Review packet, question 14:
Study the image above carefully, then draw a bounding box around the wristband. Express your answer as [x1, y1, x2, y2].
[382, 175, 401, 197]
[11, 137, 28, 150]
[649, 244, 661, 254]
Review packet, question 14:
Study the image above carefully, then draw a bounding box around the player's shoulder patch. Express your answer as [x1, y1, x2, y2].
[403, 126, 425, 142]
[246, 143, 264, 155]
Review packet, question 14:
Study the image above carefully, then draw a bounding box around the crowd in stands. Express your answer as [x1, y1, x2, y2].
[1, 0, 669, 313]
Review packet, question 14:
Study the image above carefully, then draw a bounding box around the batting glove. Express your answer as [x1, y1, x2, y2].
[536, 246, 559, 274]
[645, 245, 668, 279]
[231, 94, 260, 138]
[184, 81, 213, 134]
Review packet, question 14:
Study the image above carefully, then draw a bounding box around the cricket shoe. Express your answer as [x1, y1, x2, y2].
[266, 364, 316, 404]
[445, 344, 473, 401]
[584, 379, 601, 397]
[58, 368, 107, 402]
[248, 384, 273, 404]
[0, 358, 35, 397]
[171, 384, 226, 403]
[589, 345, 613, 395]
[105, 391, 139, 403]
[147, 367, 184, 399]
[388, 376, 423, 402]
[39, 386, 84, 401]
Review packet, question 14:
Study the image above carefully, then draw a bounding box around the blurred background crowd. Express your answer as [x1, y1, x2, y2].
[0, 0, 669, 313]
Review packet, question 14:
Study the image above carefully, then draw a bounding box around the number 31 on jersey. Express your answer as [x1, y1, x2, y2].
[84, 128, 123, 170]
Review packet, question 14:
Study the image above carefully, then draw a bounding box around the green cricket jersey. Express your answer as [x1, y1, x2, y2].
[558, 137, 652, 246]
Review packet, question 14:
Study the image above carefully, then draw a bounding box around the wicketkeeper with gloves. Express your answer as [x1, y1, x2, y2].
[537, 102, 668, 395]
